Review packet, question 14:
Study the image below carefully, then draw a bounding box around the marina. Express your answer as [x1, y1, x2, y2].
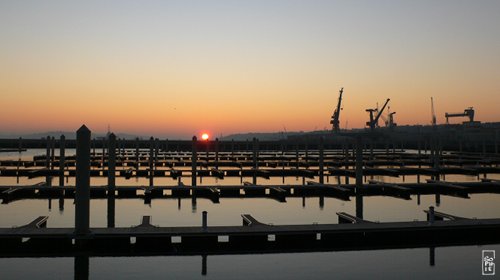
[2, 1, 500, 278]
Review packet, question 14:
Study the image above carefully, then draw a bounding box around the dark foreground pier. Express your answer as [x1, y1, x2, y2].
[1, 210, 499, 255]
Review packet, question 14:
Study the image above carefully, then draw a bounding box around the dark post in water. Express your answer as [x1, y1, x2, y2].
[59, 135, 65, 186]
[51, 136, 55, 170]
[192, 136, 198, 187]
[429, 206, 435, 224]
[215, 138, 219, 169]
[252, 138, 258, 185]
[75, 125, 91, 235]
[202, 210, 207, 230]
[319, 137, 324, 184]
[355, 136, 363, 190]
[355, 136, 364, 219]
[108, 133, 116, 192]
[149, 137, 154, 187]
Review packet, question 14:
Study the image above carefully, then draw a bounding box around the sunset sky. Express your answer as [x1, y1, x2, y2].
[1, 1, 499, 139]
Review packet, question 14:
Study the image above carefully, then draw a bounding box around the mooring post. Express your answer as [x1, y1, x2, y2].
[154, 138, 159, 163]
[51, 136, 55, 170]
[319, 137, 324, 184]
[192, 136, 198, 187]
[355, 136, 363, 191]
[107, 193, 115, 228]
[59, 135, 65, 186]
[46, 136, 51, 169]
[252, 138, 258, 185]
[135, 137, 139, 170]
[429, 206, 435, 224]
[356, 194, 364, 220]
[45, 136, 51, 186]
[202, 211, 207, 230]
[215, 138, 219, 169]
[108, 133, 116, 193]
[344, 142, 350, 184]
[204, 138, 208, 165]
[101, 137, 105, 171]
[75, 125, 91, 236]
[356, 137, 364, 220]
[295, 144, 299, 169]
[305, 140, 309, 163]
[149, 137, 154, 187]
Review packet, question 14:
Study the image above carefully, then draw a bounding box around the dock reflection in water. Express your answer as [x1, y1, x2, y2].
[1, 243, 499, 280]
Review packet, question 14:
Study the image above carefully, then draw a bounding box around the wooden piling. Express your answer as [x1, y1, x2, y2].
[59, 135, 65, 187]
[45, 136, 51, 169]
[135, 137, 139, 169]
[101, 137, 105, 171]
[107, 194, 115, 228]
[202, 211, 207, 230]
[154, 138, 159, 163]
[108, 133, 116, 192]
[355, 136, 363, 191]
[295, 144, 299, 169]
[75, 125, 91, 235]
[50, 137, 55, 170]
[305, 141, 309, 163]
[252, 138, 258, 185]
[149, 137, 154, 187]
[215, 138, 219, 169]
[192, 136, 197, 187]
[319, 137, 324, 184]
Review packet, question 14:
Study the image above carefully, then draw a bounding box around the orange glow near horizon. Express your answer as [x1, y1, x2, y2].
[1, 2, 500, 138]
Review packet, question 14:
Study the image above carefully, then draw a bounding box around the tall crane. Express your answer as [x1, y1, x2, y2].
[330, 87, 344, 132]
[380, 106, 397, 128]
[445, 107, 475, 124]
[366, 98, 390, 131]
[431, 97, 437, 126]
[386, 106, 397, 128]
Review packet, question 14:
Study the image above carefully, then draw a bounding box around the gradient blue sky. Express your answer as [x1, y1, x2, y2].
[1, 0, 499, 138]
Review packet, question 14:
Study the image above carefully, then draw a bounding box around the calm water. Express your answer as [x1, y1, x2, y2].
[1, 149, 499, 279]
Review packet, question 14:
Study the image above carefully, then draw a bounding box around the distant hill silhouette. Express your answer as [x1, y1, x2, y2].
[0, 131, 144, 140]
[220, 131, 309, 141]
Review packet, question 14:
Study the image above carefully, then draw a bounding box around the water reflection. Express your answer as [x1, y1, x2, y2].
[25, 244, 493, 280]
[74, 255, 89, 280]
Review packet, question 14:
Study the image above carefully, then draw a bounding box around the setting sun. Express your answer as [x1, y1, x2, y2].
[201, 133, 209, 141]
